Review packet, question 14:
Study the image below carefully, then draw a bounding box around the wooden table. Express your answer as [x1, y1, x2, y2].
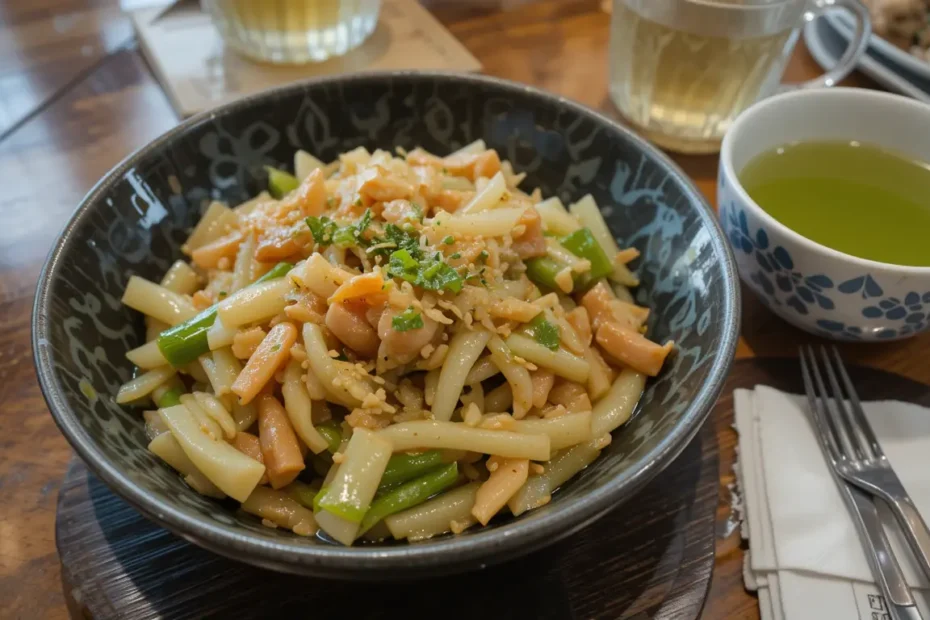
[2, 1, 928, 618]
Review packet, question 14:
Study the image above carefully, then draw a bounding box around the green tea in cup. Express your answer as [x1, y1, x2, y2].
[739, 140, 930, 267]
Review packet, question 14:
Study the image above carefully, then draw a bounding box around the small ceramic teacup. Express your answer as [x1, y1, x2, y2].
[719, 88, 930, 341]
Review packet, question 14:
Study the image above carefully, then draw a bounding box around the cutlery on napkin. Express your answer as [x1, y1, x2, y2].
[734, 386, 930, 619]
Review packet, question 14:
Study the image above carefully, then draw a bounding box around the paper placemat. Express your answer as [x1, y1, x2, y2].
[132, 0, 482, 118]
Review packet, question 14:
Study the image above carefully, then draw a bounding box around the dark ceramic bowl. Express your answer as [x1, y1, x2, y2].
[34, 72, 739, 579]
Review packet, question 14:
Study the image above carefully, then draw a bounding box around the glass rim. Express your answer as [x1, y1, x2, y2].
[651, 0, 808, 8]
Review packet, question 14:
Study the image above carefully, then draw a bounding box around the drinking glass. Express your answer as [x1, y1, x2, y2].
[608, 0, 871, 154]
[203, 0, 382, 64]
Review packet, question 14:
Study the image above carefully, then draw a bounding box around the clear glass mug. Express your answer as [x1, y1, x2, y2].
[608, 0, 872, 154]
[203, 0, 382, 64]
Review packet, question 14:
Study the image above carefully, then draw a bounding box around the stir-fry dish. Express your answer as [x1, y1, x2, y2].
[865, 0, 930, 61]
[117, 141, 674, 545]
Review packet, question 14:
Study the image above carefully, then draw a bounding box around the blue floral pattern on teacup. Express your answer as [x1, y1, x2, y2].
[719, 201, 930, 341]
[721, 204, 835, 316]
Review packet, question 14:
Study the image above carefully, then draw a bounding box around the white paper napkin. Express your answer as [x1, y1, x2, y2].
[734, 385, 930, 619]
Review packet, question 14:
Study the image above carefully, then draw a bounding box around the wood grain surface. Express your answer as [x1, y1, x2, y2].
[57, 414, 717, 620]
[2, 1, 928, 618]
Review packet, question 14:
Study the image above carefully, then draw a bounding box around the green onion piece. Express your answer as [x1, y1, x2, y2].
[561, 227, 614, 281]
[312, 485, 329, 513]
[287, 481, 319, 510]
[254, 261, 294, 284]
[155, 387, 183, 408]
[392, 306, 424, 332]
[156, 261, 293, 367]
[525, 314, 560, 351]
[315, 422, 343, 454]
[358, 463, 458, 535]
[154, 307, 219, 369]
[524, 256, 567, 291]
[378, 451, 445, 491]
[317, 492, 368, 522]
[525, 250, 604, 295]
[311, 454, 332, 477]
[266, 166, 299, 199]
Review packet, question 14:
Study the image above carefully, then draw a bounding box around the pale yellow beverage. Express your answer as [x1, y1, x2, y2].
[204, 0, 381, 64]
[608, 0, 871, 154]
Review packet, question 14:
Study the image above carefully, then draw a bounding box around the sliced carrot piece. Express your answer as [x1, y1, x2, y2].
[257, 395, 305, 489]
[232, 322, 297, 404]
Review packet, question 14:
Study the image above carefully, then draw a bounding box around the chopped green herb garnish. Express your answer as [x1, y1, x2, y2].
[389, 249, 420, 273]
[449, 252, 461, 260]
[392, 306, 424, 332]
[337, 208, 373, 247]
[354, 197, 363, 207]
[306, 209, 372, 249]
[528, 314, 560, 351]
[218, 291, 227, 298]
[410, 202, 424, 221]
[370, 224, 421, 259]
[422, 261, 443, 279]
[332, 226, 356, 247]
[306, 215, 338, 246]
[477, 250, 489, 264]
[326, 196, 336, 208]
[335, 350, 349, 362]
[441, 167, 449, 174]
[271, 344, 281, 352]
[442, 235, 454, 245]
[387, 249, 463, 294]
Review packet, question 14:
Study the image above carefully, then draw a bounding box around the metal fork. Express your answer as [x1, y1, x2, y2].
[801, 346, 924, 620]
[803, 345, 930, 583]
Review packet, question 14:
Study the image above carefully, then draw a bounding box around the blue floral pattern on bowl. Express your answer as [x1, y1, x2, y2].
[719, 198, 930, 342]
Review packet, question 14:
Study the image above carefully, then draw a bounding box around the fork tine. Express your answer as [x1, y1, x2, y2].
[819, 346, 869, 461]
[800, 346, 842, 463]
[805, 345, 855, 462]
[831, 346, 883, 457]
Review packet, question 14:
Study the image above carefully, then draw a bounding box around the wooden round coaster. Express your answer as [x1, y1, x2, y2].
[58, 420, 719, 620]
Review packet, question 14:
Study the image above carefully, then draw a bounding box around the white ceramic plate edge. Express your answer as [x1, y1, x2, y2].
[825, 10, 930, 81]
[804, 17, 930, 104]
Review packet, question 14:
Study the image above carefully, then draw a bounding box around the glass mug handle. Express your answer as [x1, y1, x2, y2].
[794, 0, 872, 89]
